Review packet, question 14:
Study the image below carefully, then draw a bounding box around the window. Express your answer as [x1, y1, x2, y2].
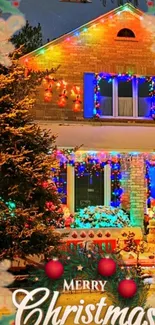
[75, 167, 104, 211]
[118, 79, 133, 116]
[138, 80, 151, 117]
[99, 78, 113, 116]
[117, 28, 135, 38]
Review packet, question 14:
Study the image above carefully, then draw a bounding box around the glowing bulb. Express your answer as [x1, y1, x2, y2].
[24, 58, 28, 63]
[83, 28, 87, 32]
[40, 49, 45, 54]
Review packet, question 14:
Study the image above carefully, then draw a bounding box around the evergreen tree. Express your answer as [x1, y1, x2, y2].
[0, 49, 64, 261]
[11, 20, 43, 55]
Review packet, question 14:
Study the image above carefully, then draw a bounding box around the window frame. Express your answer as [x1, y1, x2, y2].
[66, 164, 111, 214]
[100, 77, 137, 119]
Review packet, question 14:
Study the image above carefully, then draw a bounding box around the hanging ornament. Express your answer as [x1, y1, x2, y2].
[45, 259, 64, 280]
[44, 90, 52, 102]
[71, 86, 82, 111]
[42, 181, 49, 188]
[118, 279, 137, 298]
[98, 257, 116, 277]
[57, 80, 68, 107]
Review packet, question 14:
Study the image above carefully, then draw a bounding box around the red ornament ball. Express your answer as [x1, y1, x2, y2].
[98, 258, 116, 277]
[13, 1, 19, 6]
[45, 259, 64, 280]
[118, 279, 137, 298]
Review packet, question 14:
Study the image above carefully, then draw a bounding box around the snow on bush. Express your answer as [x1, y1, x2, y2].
[72, 206, 130, 228]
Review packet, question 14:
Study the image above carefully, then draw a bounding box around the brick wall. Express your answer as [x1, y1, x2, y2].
[120, 156, 148, 226]
[21, 7, 155, 121]
[121, 156, 146, 227]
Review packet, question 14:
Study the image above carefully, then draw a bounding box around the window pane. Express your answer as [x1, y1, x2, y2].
[118, 79, 133, 116]
[138, 80, 151, 117]
[99, 78, 113, 116]
[75, 169, 104, 211]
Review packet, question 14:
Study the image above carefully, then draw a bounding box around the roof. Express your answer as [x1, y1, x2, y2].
[21, 3, 143, 60]
[37, 121, 155, 152]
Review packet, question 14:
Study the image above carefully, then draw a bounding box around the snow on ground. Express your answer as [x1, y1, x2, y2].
[38, 122, 155, 151]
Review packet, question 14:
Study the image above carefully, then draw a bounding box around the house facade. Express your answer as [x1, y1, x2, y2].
[21, 3, 155, 228]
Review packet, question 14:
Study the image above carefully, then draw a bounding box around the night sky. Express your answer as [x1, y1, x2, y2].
[19, 0, 147, 42]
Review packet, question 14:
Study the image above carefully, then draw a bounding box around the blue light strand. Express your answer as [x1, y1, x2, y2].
[93, 73, 155, 118]
[111, 160, 123, 208]
[52, 163, 67, 204]
[75, 159, 106, 177]
[145, 160, 155, 208]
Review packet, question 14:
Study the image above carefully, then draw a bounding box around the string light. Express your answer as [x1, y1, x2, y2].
[93, 73, 155, 118]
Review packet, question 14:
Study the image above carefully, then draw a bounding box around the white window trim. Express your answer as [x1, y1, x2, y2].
[67, 163, 111, 213]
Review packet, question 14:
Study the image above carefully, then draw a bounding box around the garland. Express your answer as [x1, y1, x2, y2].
[29, 246, 149, 317]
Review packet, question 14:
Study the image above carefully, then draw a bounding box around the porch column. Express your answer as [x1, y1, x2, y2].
[130, 156, 145, 227]
[67, 164, 75, 214]
[113, 77, 118, 117]
[104, 164, 111, 206]
[133, 77, 138, 118]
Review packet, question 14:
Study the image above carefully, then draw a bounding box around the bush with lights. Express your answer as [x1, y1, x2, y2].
[71, 206, 130, 228]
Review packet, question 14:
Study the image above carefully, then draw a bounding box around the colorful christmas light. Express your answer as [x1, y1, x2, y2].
[111, 159, 122, 207]
[93, 73, 155, 119]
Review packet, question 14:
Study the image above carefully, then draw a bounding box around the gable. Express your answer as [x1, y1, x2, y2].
[21, 3, 155, 76]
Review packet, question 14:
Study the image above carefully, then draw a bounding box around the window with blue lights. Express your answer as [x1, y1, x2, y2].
[118, 79, 133, 117]
[99, 78, 113, 116]
[138, 80, 151, 118]
[52, 164, 67, 204]
[75, 164, 104, 211]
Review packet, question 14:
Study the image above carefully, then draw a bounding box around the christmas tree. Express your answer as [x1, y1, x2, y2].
[0, 49, 64, 262]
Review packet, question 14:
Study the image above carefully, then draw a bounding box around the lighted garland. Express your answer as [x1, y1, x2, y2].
[111, 159, 123, 207]
[149, 80, 155, 120]
[93, 73, 155, 120]
[52, 163, 67, 204]
[74, 159, 106, 177]
[145, 160, 155, 208]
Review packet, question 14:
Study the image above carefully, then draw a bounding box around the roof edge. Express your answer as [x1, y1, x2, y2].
[20, 3, 144, 60]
